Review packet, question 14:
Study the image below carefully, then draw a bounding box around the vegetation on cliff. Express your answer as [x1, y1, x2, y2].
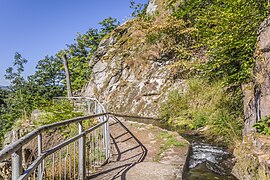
[158, 0, 269, 144]
[173, 0, 269, 85]
[160, 79, 243, 145]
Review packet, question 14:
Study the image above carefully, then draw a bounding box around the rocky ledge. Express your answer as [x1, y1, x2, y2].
[232, 133, 270, 180]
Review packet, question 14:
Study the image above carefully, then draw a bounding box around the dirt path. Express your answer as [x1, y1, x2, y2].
[88, 116, 189, 180]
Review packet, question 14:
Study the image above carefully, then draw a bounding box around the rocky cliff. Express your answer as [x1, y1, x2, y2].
[82, 0, 186, 117]
[233, 15, 270, 179]
[242, 16, 270, 135]
[233, 133, 270, 180]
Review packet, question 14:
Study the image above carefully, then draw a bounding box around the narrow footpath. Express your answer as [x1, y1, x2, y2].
[88, 116, 189, 180]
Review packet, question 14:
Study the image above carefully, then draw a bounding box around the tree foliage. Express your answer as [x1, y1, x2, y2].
[99, 17, 120, 37]
[130, 0, 147, 17]
[254, 116, 270, 135]
[57, 17, 119, 91]
[174, 0, 269, 85]
[5, 52, 27, 89]
[0, 16, 120, 148]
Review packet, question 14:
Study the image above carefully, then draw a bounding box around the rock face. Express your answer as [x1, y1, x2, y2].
[0, 161, 11, 180]
[83, 0, 184, 117]
[232, 134, 270, 180]
[83, 35, 182, 116]
[233, 15, 270, 179]
[146, 0, 158, 15]
[242, 16, 270, 135]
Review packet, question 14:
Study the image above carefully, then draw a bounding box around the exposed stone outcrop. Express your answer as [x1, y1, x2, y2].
[232, 134, 270, 180]
[242, 15, 270, 135]
[83, 0, 185, 117]
[0, 161, 11, 180]
[233, 15, 270, 180]
[146, 0, 158, 15]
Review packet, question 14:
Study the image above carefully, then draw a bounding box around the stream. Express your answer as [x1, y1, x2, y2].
[183, 134, 238, 180]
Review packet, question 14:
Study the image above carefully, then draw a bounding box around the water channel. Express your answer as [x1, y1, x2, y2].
[183, 134, 238, 180]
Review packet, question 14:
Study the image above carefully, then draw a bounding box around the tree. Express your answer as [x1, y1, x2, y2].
[0, 53, 28, 147]
[4, 52, 29, 116]
[0, 88, 7, 108]
[57, 17, 119, 93]
[129, 0, 147, 17]
[62, 53, 73, 97]
[27, 55, 65, 100]
[5, 52, 27, 90]
[63, 28, 100, 91]
[99, 17, 120, 37]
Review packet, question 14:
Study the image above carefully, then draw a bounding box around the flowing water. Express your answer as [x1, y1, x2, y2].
[184, 135, 237, 180]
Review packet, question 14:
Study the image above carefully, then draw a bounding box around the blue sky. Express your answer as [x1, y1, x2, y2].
[0, 0, 148, 85]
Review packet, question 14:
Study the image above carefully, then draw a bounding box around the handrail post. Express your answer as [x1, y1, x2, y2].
[12, 130, 22, 180]
[38, 133, 43, 179]
[104, 116, 110, 160]
[78, 121, 86, 180]
[87, 101, 91, 115]
[12, 148, 22, 179]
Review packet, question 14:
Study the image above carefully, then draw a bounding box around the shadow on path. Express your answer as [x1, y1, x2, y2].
[87, 116, 148, 180]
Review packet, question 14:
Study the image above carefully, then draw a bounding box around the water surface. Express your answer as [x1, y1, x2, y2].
[183, 135, 237, 180]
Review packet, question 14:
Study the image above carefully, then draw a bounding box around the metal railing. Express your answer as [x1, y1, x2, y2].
[0, 97, 110, 180]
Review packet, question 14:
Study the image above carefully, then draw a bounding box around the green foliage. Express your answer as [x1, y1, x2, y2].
[156, 131, 186, 160]
[130, 0, 147, 17]
[0, 16, 120, 148]
[0, 88, 7, 107]
[57, 17, 119, 91]
[0, 54, 65, 148]
[160, 79, 243, 145]
[159, 132, 185, 147]
[0, 53, 29, 148]
[98, 17, 120, 37]
[254, 116, 270, 135]
[146, 16, 199, 79]
[34, 100, 84, 126]
[28, 56, 65, 100]
[174, 0, 269, 85]
[5, 52, 27, 88]
[147, 16, 197, 48]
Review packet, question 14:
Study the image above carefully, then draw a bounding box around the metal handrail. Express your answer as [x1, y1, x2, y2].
[0, 95, 160, 180]
[0, 113, 107, 162]
[0, 97, 110, 180]
[17, 119, 108, 180]
[0, 112, 159, 162]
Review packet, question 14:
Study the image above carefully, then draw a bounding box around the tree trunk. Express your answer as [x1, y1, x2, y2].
[62, 54, 72, 97]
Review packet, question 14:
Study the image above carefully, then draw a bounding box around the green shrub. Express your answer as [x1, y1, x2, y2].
[254, 116, 270, 135]
[173, 0, 269, 85]
[34, 100, 84, 126]
[160, 78, 243, 145]
[156, 131, 186, 161]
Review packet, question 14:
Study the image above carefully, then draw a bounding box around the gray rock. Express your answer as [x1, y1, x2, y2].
[234, 15, 270, 180]
[146, 0, 158, 15]
[82, 18, 186, 117]
[31, 109, 43, 122]
[242, 15, 270, 135]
